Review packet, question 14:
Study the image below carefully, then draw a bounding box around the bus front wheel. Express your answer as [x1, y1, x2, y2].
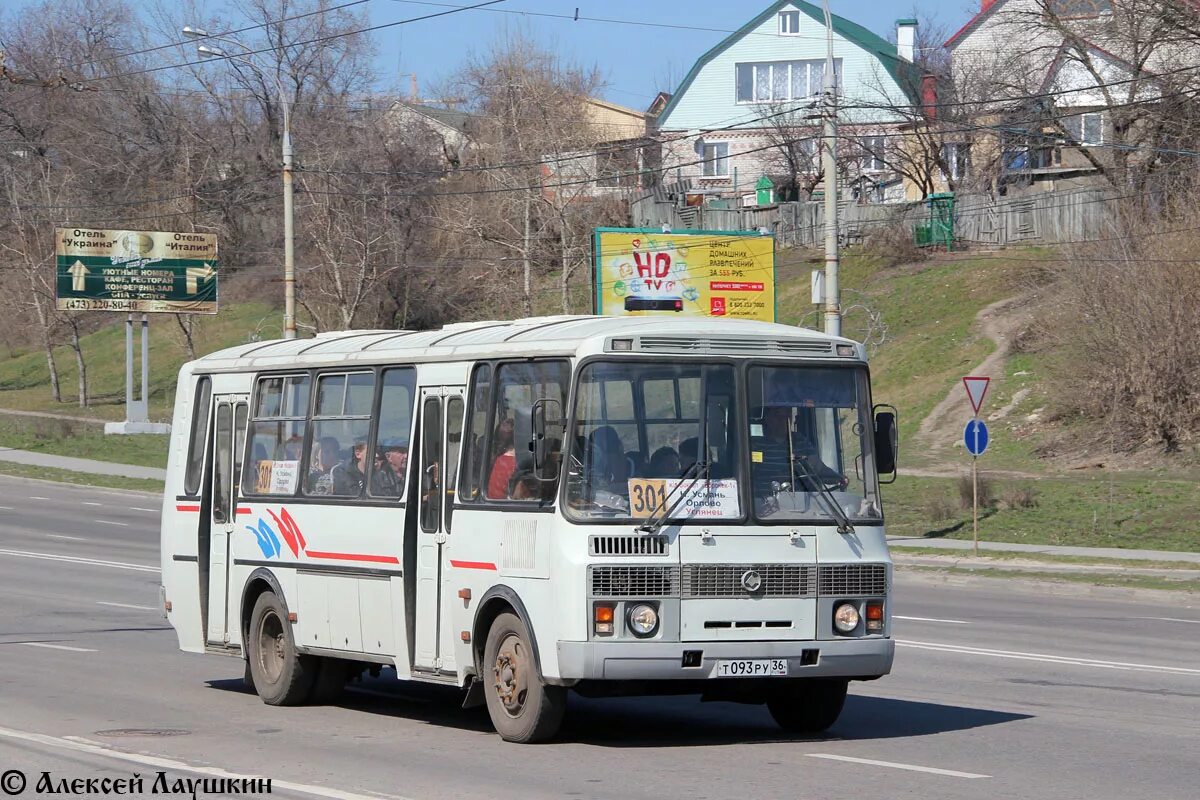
[482, 612, 566, 743]
[766, 679, 848, 733]
[247, 591, 315, 705]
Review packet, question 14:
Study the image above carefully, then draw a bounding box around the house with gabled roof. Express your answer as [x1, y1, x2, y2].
[654, 1, 921, 203]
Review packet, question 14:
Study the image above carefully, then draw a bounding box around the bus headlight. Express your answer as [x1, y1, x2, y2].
[627, 603, 659, 637]
[833, 602, 860, 633]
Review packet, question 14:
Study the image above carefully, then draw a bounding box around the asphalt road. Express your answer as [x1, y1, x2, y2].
[1, 474, 1197, 800]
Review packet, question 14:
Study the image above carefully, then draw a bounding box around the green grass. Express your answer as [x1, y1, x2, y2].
[0, 414, 168, 468]
[0, 303, 280, 422]
[883, 474, 1200, 552]
[0, 461, 164, 493]
[900, 563, 1200, 593]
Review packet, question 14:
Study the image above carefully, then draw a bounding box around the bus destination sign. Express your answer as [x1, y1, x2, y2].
[55, 227, 218, 314]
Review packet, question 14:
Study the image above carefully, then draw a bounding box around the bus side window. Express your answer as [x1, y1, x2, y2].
[475, 360, 569, 503]
[184, 376, 211, 496]
[459, 364, 491, 503]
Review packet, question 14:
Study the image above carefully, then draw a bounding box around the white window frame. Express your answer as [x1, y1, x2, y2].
[701, 142, 730, 178]
[779, 10, 801, 35]
[735, 59, 841, 104]
[858, 136, 887, 172]
[940, 142, 969, 180]
[1062, 112, 1104, 146]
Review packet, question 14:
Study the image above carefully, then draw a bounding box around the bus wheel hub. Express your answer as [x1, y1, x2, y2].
[492, 635, 526, 715]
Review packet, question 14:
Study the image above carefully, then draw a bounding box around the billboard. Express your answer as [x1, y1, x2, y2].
[593, 228, 775, 322]
[55, 227, 218, 314]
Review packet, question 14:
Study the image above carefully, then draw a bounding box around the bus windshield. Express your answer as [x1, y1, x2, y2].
[748, 365, 881, 523]
[565, 361, 739, 520]
[563, 360, 881, 525]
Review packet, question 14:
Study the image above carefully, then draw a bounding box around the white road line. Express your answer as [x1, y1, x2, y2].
[897, 639, 1200, 676]
[96, 601, 156, 611]
[0, 506, 12, 510]
[0, 725, 417, 800]
[81, 501, 103, 507]
[29, 496, 49, 500]
[129, 507, 158, 513]
[96, 519, 129, 527]
[807, 754, 990, 779]
[1134, 616, 1200, 625]
[0, 548, 158, 573]
[894, 615, 970, 624]
[20, 642, 97, 653]
[46, 534, 87, 542]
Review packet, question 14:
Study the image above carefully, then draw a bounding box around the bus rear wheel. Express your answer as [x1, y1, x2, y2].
[247, 591, 315, 706]
[482, 612, 565, 743]
[766, 679, 848, 733]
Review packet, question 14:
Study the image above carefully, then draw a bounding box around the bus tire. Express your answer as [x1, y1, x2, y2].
[482, 612, 565, 743]
[766, 679, 848, 733]
[247, 591, 315, 706]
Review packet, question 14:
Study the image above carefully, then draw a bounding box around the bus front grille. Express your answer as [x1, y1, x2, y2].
[817, 563, 889, 596]
[682, 564, 816, 598]
[589, 566, 679, 597]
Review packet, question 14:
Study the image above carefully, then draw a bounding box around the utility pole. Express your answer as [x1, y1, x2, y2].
[820, 0, 841, 337]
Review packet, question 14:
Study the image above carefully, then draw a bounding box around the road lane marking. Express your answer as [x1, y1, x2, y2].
[807, 754, 989, 779]
[0, 548, 158, 573]
[129, 507, 158, 513]
[897, 639, 1200, 676]
[1134, 616, 1200, 625]
[81, 501, 103, 507]
[96, 520, 129, 527]
[0, 506, 12, 510]
[96, 601, 156, 611]
[894, 615, 970, 624]
[0, 725, 418, 800]
[46, 534, 87, 542]
[20, 642, 97, 653]
[29, 496, 49, 500]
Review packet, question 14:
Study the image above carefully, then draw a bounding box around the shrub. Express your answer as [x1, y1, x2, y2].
[1002, 485, 1040, 510]
[924, 494, 957, 522]
[957, 472, 995, 510]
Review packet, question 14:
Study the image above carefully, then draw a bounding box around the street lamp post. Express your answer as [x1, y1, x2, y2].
[186, 28, 297, 339]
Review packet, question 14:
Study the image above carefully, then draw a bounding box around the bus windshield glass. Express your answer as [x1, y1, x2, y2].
[748, 365, 881, 523]
[565, 361, 740, 521]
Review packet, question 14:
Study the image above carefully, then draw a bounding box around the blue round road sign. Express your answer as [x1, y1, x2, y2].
[964, 419, 989, 456]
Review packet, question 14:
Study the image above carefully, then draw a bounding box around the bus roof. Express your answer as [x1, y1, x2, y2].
[187, 315, 861, 372]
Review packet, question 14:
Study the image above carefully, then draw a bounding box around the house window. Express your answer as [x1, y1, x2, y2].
[1062, 112, 1104, 145]
[858, 136, 887, 172]
[702, 142, 729, 177]
[735, 59, 841, 103]
[779, 10, 801, 34]
[940, 143, 970, 180]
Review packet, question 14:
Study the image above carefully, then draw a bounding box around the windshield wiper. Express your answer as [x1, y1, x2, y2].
[789, 456, 855, 535]
[636, 460, 710, 535]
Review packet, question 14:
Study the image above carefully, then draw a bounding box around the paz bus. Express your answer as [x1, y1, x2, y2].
[159, 315, 898, 743]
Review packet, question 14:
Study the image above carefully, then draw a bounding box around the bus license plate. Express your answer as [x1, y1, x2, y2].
[715, 659, 788, 678]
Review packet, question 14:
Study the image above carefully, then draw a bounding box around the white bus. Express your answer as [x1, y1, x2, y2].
[160, 315, 898, 743]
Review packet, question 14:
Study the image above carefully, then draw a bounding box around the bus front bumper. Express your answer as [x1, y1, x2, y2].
[553, 637, 893, 683]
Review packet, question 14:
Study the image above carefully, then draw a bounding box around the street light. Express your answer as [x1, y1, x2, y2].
[185, 25, 297, 340]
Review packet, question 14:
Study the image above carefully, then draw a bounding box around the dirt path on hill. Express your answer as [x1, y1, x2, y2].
[912, 293, 1036, 463]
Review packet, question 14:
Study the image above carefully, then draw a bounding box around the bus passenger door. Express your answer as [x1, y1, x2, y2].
[413, 387, 465, 672]
[206, 395, 248, 647]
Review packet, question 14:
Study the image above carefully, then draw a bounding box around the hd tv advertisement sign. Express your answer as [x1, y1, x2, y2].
[593, 228, 775, 321]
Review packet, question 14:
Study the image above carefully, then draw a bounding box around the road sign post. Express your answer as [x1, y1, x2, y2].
[55, 228, 218, 434]
[962, 375, 992, 556]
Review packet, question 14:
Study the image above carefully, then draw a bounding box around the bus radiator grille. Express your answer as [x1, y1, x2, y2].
[681, 564, 816, 598]
[589, 566, 680, 597]
[817, 564, 889, 596]
[589, 535, 669, 557]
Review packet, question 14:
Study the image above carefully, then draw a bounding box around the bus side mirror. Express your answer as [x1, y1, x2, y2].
[874, 405, 898, 483]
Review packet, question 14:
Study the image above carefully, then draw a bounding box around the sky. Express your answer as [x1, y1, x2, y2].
[369, 0, 980, 108]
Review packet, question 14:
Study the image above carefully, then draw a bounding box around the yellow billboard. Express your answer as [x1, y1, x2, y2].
[593, 228, 775, 321]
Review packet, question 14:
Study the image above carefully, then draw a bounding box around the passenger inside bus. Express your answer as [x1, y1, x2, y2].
[370, 440, 407, 497]
[486, 417, 516, 500]
[331, 440, 368, 496]
[648, 446, 681, 478]
[306, 435, 342, 495]
[752, 406, 845, 494]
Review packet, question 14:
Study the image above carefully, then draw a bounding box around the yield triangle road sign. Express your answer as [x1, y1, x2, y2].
[962, 376, 990, 416]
